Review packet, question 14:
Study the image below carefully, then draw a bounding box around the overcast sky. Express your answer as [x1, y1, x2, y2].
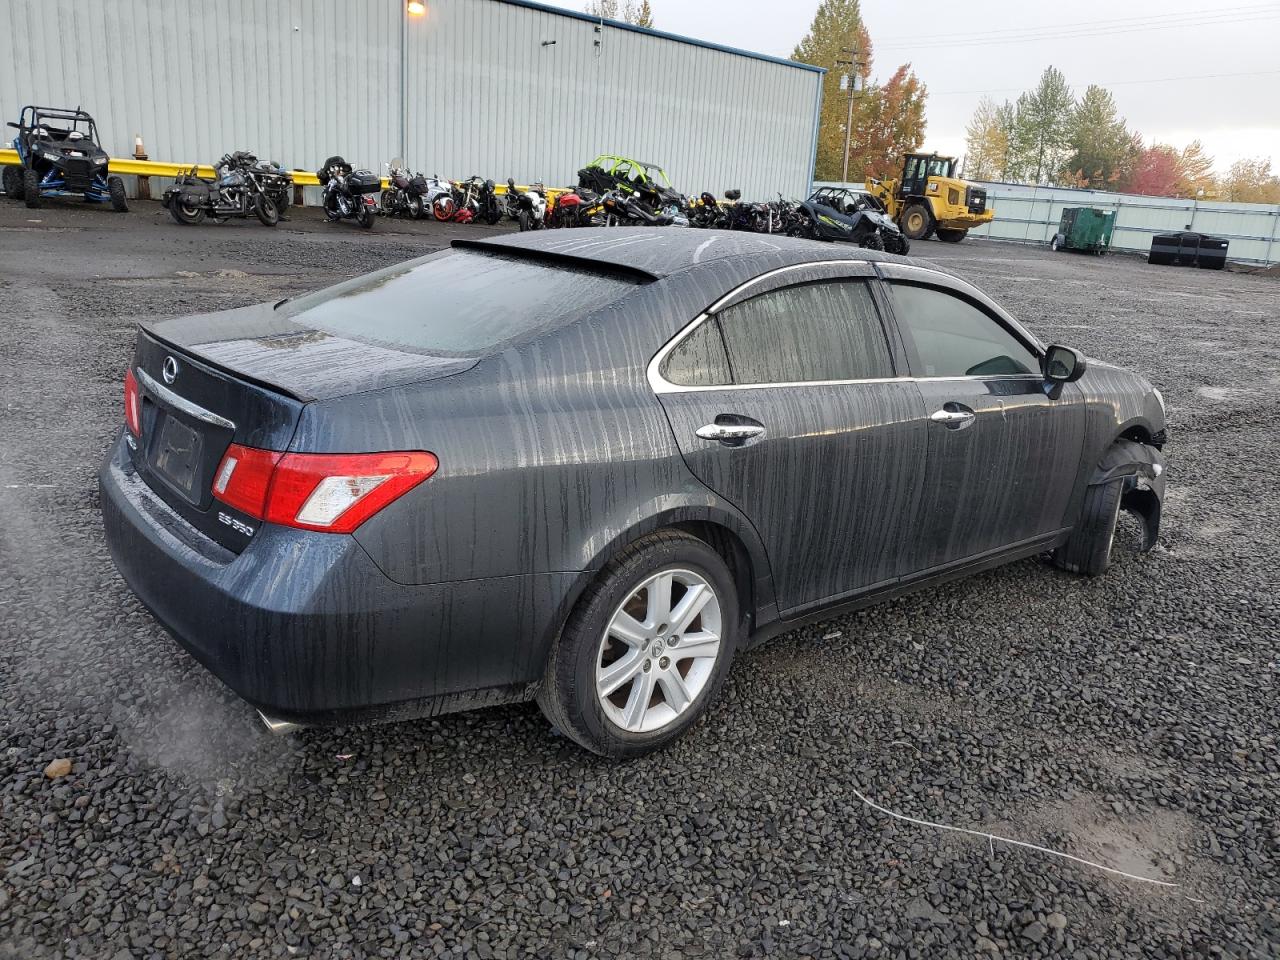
[644, 0, 1279, 171]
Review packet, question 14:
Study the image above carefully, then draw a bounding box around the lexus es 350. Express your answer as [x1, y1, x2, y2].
[99, 230, 1166, 757]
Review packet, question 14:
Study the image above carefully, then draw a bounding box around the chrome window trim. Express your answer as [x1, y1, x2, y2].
[650, 259, 916, 394]
[135, 367, 237, 430]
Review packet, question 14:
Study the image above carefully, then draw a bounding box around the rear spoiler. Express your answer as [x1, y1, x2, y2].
[450, 239, 660, 284]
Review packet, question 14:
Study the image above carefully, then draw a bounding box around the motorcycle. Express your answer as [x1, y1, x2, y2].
[248, 156, 293, 219]
[446, 175, 503, 225]
[420, 174, 457, 221]
[542, 188, 603, 229]
[787, 191, 910, 254]
[380, 159, 432, 219]
[163, 151, 282, 227]
[688, 192, 728, 229]
[317, 155, 379, 229]
[505, 179, 547, 231]
[600, 189, 673, 227]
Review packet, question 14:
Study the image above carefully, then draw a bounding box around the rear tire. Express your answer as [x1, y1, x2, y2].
[169, 198, 205, 225]
[408, 195, 424, 220]
[1051, 235, 1063, 252]
[254, 194, 279, 227]
[901, 202, 931, 240]
[3, 165, 22, 200]
[23, 168, 41, 208]
[1053, 478, 1124, 576]
[537, 532, 739, 758]
[936, 227, 966, 243]
[108, 176, 129, 212]
[518, 210, 531, 232]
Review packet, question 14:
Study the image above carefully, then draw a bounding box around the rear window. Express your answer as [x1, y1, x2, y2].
[282, 250, 641, 355]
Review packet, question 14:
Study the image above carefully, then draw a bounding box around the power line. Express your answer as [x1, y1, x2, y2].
[874, 3, 1278, 46]
[929, 68, 1280, 97]
[877, 10, 1278, 50]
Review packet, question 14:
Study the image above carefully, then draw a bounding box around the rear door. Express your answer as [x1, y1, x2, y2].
[654, 264, 928, 614]
[879, 264, 1085, 572]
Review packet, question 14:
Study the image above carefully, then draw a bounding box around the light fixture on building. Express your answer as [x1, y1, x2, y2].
[406, 0, 426, 15]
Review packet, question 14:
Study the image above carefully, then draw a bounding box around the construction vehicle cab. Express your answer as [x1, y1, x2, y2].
[866, 152, 993, 243]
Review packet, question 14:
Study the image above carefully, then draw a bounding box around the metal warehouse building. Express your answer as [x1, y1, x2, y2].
[2, 0, 824, 198]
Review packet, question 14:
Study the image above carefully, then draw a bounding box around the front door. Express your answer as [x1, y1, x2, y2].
[654, 270, 928, 613]
[882, 270, 1086, 573]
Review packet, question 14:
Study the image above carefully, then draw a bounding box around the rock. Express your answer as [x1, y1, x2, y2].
[1047, 912, 1067, 931]
[976, 937, 1000, 955]
[44, 758, 72, 779]
[1022, 920, 1048, 944]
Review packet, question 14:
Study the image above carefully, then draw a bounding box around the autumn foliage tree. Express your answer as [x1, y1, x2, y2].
[964, 97, 1014, 182]
[1223, 158, 1280, 203]
[792, 0, 926, 182]
[859, 65, 928, 180]
[584, 0, 653, 26]
[1120, 143, 1183, 196]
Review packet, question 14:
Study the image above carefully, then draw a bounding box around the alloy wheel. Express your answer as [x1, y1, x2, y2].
[595, 569, 722, 734]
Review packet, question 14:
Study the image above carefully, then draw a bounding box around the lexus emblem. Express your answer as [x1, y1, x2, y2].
[162, 356, 179, 385]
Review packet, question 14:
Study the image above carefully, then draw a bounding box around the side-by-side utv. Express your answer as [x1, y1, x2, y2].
[4, 105, 128, 212]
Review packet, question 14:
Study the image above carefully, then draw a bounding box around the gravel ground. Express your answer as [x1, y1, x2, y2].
[1, 199, 1277, 960]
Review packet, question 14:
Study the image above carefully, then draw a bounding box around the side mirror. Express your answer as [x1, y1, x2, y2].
[1043, 344, 1086, 383]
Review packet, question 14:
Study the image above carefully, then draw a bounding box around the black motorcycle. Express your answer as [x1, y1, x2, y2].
[163, 151, 281, 226]
[788, 192, 910, 254]
[601, 189, 672, 227]
[249, 156, 293, 219]
[689, 191, 728, 229]
[380, 162, 431, 219]
[317, 155, 379, 229]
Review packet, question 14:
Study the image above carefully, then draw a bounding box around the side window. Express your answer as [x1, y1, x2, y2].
[716, 280, 894, 384]
[662, 318, 732, 387]
[890, 283, 1040, 378]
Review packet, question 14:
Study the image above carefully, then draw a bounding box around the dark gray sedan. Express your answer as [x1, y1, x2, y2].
[99, 230, 1166, 756]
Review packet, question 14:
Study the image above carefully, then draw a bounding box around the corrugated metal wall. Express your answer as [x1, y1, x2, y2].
[1, 0, 822, 198]
[966, 182, 1280, 266]
[814, 180, 1280, 266]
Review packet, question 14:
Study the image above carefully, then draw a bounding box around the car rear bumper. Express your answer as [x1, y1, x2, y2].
[98, 432, 575, 724]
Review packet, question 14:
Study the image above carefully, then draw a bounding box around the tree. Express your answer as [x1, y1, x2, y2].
[1223, 157, 1280, 203]
[964, 97, 1013, 182]
[858, 65, 927, 180]
[791, 0, 926, 182]
[584, 0, 653, 26]
[1008, 66, 1075, 184]
[1175, 140, 1216, 198]
[1064, 85, 1131, 188]
[1121, 142, 1182, 197]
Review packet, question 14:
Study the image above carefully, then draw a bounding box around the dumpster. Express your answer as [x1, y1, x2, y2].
[1148, 231, 1229, 270]
[1050, 207, 1115, 255]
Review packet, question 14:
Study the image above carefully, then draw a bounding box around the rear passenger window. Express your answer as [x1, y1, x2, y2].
[890, 283, 1039, 377]
[662, 318, 732, 386]
[714, 281, 893, 384]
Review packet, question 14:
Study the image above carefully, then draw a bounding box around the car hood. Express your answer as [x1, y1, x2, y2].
[143, 301, 479, 402]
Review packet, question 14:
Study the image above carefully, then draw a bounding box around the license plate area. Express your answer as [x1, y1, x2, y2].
[151, 414, 204, 503]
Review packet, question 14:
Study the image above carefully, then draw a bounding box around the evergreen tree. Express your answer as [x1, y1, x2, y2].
[1065, 85, 1130, 187]
[1009, 66, 1074, 184]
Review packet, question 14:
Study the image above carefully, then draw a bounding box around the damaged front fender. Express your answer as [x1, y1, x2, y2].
[1090, 438, 1165, 551]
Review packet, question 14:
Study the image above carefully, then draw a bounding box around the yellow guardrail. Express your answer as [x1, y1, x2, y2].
[1, 148, 569, 200]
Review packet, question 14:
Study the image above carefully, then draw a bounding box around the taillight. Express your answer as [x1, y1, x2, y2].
[212, 444, 437, 534]
[124, 368, 142, 435]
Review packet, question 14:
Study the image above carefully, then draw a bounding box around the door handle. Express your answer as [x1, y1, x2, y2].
[929, 405, 977, 429]
[695, 421, 765, 444]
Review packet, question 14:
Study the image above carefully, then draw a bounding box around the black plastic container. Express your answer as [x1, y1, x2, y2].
[1148, 231, 1229, 270]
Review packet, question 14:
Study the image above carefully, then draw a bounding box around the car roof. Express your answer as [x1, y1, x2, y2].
[453, 229, 952, 283]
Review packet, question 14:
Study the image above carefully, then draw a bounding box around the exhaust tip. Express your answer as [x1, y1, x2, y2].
[257, 709, 303, 736]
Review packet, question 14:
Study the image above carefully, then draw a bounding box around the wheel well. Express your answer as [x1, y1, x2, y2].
[666, 521, 755, 633]
[1119, 425, 1151, 444]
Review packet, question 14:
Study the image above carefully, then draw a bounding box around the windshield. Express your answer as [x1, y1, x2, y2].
[925, 157, 955, 178]
[282, 250, 642, 356]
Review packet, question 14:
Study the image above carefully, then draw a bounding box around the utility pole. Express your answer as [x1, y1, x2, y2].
[836, 44, 866, 184]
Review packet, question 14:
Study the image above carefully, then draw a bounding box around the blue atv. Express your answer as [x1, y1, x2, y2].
[3, 105, 128, 212]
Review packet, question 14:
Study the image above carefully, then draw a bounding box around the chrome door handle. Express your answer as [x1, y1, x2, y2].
[695, 422, 765, 442]
[930, 407, 976, 427]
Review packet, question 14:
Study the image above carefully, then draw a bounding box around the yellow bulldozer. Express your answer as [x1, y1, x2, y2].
[865, 152, 994, 243]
